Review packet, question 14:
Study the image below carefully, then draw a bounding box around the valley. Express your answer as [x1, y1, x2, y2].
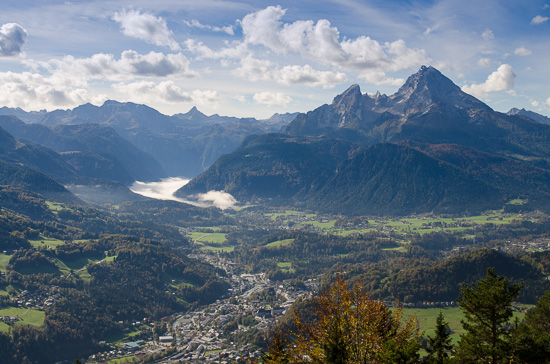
[1, 65, 550, 363]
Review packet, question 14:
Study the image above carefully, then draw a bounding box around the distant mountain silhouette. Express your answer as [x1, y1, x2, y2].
[1, 103, 295, 177]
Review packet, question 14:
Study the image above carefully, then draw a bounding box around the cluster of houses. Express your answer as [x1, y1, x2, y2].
[15, 287, 61, 308]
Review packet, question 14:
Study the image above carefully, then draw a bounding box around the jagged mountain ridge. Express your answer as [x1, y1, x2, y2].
[508, 107, 550, 125]
[178, 66, 550, 215]
[286, 66, 550, 167]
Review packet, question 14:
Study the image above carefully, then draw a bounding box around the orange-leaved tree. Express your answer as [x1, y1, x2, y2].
[262, 277, 421, 364]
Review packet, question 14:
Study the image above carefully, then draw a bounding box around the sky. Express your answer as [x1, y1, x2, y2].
[0, 0, 549, 119]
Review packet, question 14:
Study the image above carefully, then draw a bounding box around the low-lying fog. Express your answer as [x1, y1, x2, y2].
[130, 177, 237, 210]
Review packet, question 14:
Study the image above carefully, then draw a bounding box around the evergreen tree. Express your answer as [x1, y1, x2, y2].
[514, 291, 550, 363]
[454, 268, 522, 364]
[426, 311, 453, 364]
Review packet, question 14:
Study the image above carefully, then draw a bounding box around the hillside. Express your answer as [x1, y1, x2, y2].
[1, 103, 294, 177]
[0, 116, 164, 183]
[304, 143, 502, 215]
[177, 133, 363, 201]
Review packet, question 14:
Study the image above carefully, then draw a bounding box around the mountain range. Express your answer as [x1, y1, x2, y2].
[177, 66, 550, 215]
[1, 65, 550, 215]
[0, 102, 296, 178]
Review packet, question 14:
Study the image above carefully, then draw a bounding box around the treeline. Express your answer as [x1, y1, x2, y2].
[261, 270, 550, 363]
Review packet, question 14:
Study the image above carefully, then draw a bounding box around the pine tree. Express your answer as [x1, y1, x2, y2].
[454, 267, 522, 364]
[426, 311, 453, 364]
[514, 291, 550, 363]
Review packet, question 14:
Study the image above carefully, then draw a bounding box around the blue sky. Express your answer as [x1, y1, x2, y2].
[0, 0, 548, 118]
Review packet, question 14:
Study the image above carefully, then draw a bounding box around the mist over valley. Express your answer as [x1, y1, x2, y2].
[2, 1, 550, 362]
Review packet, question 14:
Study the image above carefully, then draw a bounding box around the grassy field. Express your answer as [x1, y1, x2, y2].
[107, 355, 139, 363]
[277, 261, 296, 273]
[29, 235, 65, 249]
[266, 239, 294, 248]
[0, 307, 46, 333]
[302, 219, 337, 229]
[188, 232, 234, 252]
[401, 306, 527, 344]
[188, 232, 227, 244]
[45, 201, 74, 214]
[0, 254, 11, 272]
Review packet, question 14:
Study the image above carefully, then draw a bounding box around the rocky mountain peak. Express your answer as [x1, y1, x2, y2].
[332, 84, 364, 113]
[393, 65, 490, 113]
[176, 106, 208, 121]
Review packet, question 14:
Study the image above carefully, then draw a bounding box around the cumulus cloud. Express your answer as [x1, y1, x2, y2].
[240, 6, 429, 72]
[253, 91, 291, 106]
[184, 19, 234, 35]
[514, 46, 532, 56]
[184, 39, 249, 60]
[358, 70, 403, 86]
[531, 15, 549, 24]
[478, 58, 492, 67]
[40, 51, 198, 81]
[531, 100, 540, 107]
[237, 6, 429, 73]
[546, 97, 550, 106]
[462, 64, 516, 98]
[0, 23, 27, 57]
[112, 9, 180, 50]
[0, 71, 106, 110]
[113, 81, 219, 106]
[234, 56, 347, 88]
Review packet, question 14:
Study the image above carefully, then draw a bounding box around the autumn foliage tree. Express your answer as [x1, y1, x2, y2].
[263, 277, 421, 363]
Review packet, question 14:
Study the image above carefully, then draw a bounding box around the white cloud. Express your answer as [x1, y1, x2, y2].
[184, 39, 249, 60]
[481, 29, 494, 40]
[514, 46, 532, 56]
[531, 15, 549, 24]
[184, 19, 234, 35]
[478, 58, 491, 67]
[0, 71, 106, 110]
[423, 24, 440, 36]
[197, 191, 237, 210]
[112, 9, 180, 50]
[113, 81, 219, 106]
[0, 23, 27, 57]
[462, 64, 516, 98]
[531, 100, 540, 107]
[358, 70, 403, 86]
[41, 51, 198, 81]
[277, 64, 347, 88]
[234, 56, 347, 88]
[191, 90, 220, 106]
[546, 97, 550, 107]
[253, 91, 291, 106]
[239, 6, 429, 72]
